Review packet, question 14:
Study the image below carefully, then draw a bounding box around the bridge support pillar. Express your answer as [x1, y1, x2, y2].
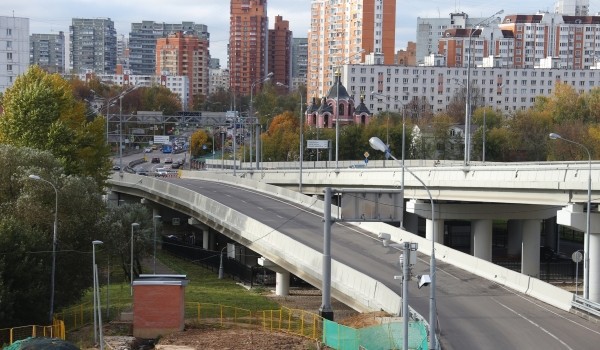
[521, 220, 541, 278]
[472, 220, 492, 261]
[557, 204, 600, 302]
[258, 257, 290, 296]
[426, 218, 444, 244]
[275, 271, 290, 296]
[507, 220, 523, 257]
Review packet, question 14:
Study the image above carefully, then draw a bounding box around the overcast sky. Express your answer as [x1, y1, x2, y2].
[3, 0, 597, 63]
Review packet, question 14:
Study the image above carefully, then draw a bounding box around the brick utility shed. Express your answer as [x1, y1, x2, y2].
[133, 274, 189, 338]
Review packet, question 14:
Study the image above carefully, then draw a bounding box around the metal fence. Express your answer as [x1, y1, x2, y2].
[0, 320, 65, 347]
[494, 259, 582, 282]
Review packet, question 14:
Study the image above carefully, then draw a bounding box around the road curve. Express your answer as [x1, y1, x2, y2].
[167, 178, 600, 349]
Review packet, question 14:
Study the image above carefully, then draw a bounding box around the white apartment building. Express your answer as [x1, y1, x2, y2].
[0, 16, 29, 93]
[79, 73, 189, 108]
[208, 68, 229, 95]
[342, 64, 600, 115]
[555, 0, 589, 15]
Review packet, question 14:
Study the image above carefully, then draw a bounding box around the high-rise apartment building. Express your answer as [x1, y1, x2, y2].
[416, 12, 487, 66]
[0, 16, 29, 92]
[307, 0, 396, 99]
[129, 21, 209, 75]
[268, 15, 292, 89]
[291, 38, 308, 90]
[156, 31, 210, 108]
[229, 0, 268, 97]
[30, 32, 65, 74]
[116, 34, 129, 74]
[70, 18, 117, 74]
[555, 0, 589, 15]
[437, 12, 600, 70]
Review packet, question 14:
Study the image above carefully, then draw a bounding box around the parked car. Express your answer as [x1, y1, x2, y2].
[112, 165, 121, 171]
[164, 157, 173, 164]
[151, 157, 160, 164]
[171, 161, 181, 169]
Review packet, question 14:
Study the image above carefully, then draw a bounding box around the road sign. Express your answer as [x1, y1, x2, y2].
[572, 251, 583, 263]
[307, 140, 329, 149]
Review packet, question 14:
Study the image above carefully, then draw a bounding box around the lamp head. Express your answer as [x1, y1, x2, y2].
[29, 174, 41, 180]
[369, 137, 388, 153]
[92, 240, 104, 245]
[266, 72, 274, 78]
[154, 215, 161, 220]
[549, 133, 561, 140]
[131, 222, 140, 228]
[276, 82, 287, 88]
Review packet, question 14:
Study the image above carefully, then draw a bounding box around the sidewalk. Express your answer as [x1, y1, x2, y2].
[142, 257, 176, 275]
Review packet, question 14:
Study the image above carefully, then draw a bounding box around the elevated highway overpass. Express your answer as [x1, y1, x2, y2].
[109, 164, 600, 349]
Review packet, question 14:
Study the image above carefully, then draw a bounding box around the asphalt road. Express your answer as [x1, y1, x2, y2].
[165, 178, 600, 349]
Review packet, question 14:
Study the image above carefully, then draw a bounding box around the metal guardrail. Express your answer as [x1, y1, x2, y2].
[572, 295, 600, 318]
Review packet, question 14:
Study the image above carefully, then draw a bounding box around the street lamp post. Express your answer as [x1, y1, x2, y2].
[549, 133, 592, 299]
[250, 72, 273, 170]
[333, 49, 365, 170]
[130, 222, 140, 296]
[117, 86, 138, 173]
[153, 215, 161, 274]
[92, 240, 104, 349]
[277, 82, 304, 192]
[465, 9, 504, 166]
[371, 92, 406, 228]
[369, 136, 437, 350]
[218, 246, 228, 279]
[28, 174, 58, 323]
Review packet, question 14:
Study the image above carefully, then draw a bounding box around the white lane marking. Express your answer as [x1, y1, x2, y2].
[495, 284, 600, 336]
[492, 298, 574, 350]
[203, 181, 460, 280]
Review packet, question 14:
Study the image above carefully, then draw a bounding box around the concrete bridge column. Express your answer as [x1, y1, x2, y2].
[472, 220, 493, 261]
[275, 272, 291, 296]
[426, 218, 444, 244]
[557, 204, 600, 302]
[590, 232, 600, 301]
[507, 220, 523, 257]
[521, 220, 541, 278]
[258, 257, 290, 296]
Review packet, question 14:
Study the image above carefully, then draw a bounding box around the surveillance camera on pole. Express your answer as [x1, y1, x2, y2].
[418, 274, 432, 289]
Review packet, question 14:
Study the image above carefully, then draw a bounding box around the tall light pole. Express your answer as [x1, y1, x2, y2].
[92, 240, 104, 348]
[250, 72, 273, 170]
[549, 133, 592, 299]
[117, 85, 138, 173]
[333, 49, 365, 170]
[465, 9, 504, 166]
[369, 137, 437, 350]
[371, 92, 406, 227]
[153, 215, 161, 274]
[28, 174, 58, 323]
[218, 246, 228, 279]
[277, 82, 304, 192]
[130, 222, 140, 296]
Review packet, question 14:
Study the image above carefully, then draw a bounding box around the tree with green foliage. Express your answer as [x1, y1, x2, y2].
[139, 86, 182, 115]
[0, 66, 111, 188]
[98, 202, 154, 283]
[0, 145, 106, 327]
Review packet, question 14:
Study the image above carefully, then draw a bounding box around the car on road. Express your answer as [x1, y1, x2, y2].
[144, 147, 152, 153]
[151, 157, 160, 164]
[112, 165, 121, 171]
[164, 157, 173, 164]
[155, 168, 168, 177]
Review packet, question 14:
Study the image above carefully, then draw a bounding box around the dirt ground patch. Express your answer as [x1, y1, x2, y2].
[157, 324, 324, 350]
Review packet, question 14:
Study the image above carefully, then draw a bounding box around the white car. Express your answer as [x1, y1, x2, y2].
[144, 147, 152, 153]
[155, 168, 168, 177]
